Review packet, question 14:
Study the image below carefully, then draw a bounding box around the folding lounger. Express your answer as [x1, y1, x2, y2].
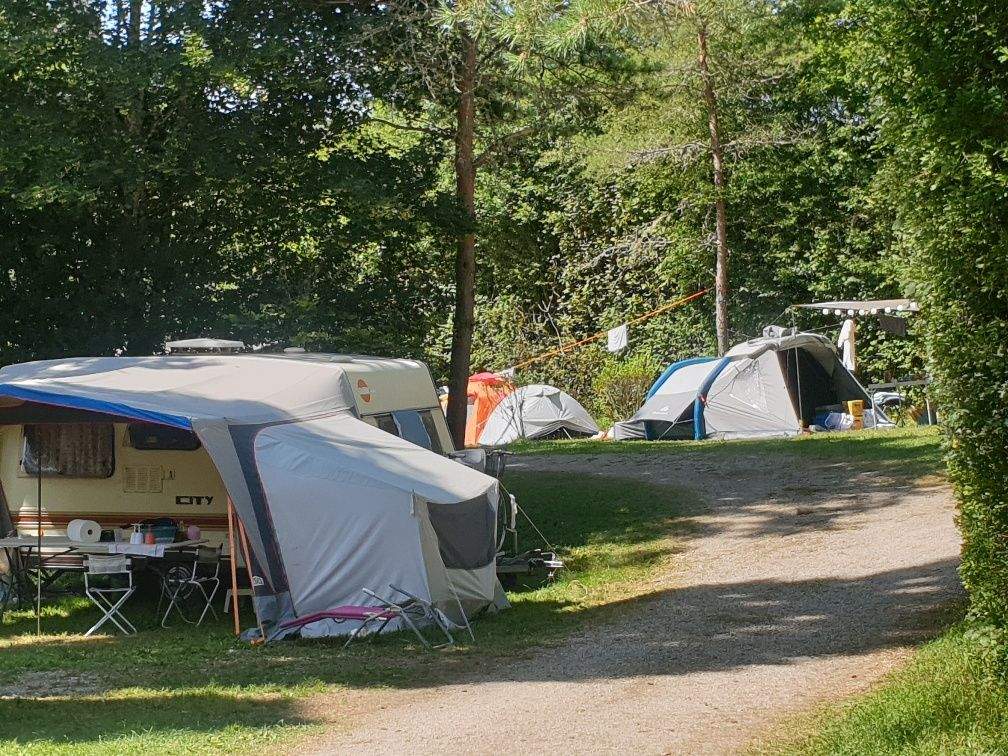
[278, 585, 462, 649]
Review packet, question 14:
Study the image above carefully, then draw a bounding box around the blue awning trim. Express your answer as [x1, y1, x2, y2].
[692, 357, 732, 440]
[647, 357, 716, 399]
[0, 385, 192, 429]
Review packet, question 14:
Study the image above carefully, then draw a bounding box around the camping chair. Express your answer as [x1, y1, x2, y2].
[158, 545, 222, 627]
[83, 555, 136, 636]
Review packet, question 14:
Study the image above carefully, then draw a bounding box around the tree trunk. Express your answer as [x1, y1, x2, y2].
[696, 19, 730, 355]
[445, 32, 478, 449]
[128, 0, 142, 48]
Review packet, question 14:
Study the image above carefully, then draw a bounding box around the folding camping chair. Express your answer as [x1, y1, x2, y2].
[277, 584, 464, 650]
[158, 545, 222, 627]
[83, 555, 136, 636]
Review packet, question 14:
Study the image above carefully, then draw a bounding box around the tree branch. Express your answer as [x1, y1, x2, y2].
[367, 116, 451, 139]
[473, 125, 537, 168]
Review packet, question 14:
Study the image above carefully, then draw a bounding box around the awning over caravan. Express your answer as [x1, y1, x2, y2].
[0, 355, 502, 639]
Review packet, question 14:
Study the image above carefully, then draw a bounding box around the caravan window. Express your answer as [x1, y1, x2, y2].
[23, 423, 115, 478]
[372, 413, 400, 437]
[128, 423, 201, 451]
[418, 411, 445, 455]
[367, 410, 444, 454]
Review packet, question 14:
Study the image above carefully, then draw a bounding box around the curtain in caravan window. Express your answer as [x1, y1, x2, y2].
[23, 424, 115, 478]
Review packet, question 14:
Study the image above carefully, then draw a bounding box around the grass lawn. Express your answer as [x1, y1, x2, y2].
[0, 470, 694, 754]
[755, 624, 1008, 755]
[513, 426, 945, 479]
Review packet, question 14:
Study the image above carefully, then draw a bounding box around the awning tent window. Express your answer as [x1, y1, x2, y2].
[128, 423, 202, 451]
[22, 423, 115, 478]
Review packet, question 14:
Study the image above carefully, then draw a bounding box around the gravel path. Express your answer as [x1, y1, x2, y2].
[311, 450, 962, 755]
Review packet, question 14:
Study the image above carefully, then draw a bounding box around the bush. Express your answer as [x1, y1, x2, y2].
[859, 1, 1008, 634]
[590, 353, 660, 428]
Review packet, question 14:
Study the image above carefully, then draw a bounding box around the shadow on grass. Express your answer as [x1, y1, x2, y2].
[510, 430, 949, 541]
[0, 689, 312, 746]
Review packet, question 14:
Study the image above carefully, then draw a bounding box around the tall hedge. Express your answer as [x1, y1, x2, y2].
[853, 0, 1008, 624]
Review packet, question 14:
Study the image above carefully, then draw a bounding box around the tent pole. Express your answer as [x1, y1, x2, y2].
[226, 498, 241, 636]
[235, 514, 265, 643]
[794, 348, 803, 429]
[35, 457, 41, 636]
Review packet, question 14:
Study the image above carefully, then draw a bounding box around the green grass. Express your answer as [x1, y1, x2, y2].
[0, 471, 692, 754]
[756, 624, 1008, 755]
[513, 427, 944, 479]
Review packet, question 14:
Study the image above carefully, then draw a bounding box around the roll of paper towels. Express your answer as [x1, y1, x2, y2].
[67, 519, 101, 543]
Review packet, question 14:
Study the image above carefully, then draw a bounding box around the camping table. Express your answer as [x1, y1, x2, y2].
[0, 535, 207, 558]
[0, 536, 207, 607]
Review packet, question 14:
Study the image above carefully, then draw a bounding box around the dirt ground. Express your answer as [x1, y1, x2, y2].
[308, 450, 962, 755]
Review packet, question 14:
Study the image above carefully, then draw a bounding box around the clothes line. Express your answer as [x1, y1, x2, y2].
[502, 288, 710, 373]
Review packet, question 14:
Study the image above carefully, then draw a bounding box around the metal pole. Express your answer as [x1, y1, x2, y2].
[794, 348, 803, 428]
[226, 498, 241, 636]
[36, 454, 41, 636]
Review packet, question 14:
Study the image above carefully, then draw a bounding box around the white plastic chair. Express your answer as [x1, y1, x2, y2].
[83, 555, 136, 636]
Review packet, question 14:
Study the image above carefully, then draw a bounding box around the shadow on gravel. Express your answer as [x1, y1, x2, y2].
[479, 556, 964, 683]
[511, 439, 948, 541]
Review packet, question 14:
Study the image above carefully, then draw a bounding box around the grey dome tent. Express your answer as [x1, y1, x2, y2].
[477, 384, 599, 445]
[614, 331, 876, 441]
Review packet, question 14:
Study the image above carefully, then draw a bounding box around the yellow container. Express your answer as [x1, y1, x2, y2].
[847, 400, 864, 429]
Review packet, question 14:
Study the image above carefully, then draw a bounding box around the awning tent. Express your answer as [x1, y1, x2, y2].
[478, 384, 599, 445]
[0, 355, 504, 640]
[614, 332, 874, 440]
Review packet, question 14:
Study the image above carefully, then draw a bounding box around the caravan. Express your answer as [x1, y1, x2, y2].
[0, 351, 503, 639]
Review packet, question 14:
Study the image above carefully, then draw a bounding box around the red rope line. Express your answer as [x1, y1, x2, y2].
[506, 288, 710, 372]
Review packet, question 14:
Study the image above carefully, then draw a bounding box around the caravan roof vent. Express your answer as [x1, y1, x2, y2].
[165, 338, 246, 354]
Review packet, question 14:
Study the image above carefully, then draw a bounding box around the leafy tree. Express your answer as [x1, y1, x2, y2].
[0, 1, 449, 361]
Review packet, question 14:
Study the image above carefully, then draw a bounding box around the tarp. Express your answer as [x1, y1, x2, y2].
[0, 354, 503, 639]
[478, 384, 599, 445]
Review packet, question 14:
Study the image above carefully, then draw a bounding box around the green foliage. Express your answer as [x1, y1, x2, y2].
[837, 0, 1008, 629]
[591, 352, 660, 426]
[0, 0, 456, 361]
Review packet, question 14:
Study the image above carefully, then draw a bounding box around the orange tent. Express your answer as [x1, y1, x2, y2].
[440, 372, 515, 447]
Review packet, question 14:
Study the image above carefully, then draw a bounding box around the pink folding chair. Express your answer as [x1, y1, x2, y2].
[279, 586, 457, 649]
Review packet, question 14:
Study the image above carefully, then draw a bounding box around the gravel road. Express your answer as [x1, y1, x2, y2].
[311, 449, 962, 755]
